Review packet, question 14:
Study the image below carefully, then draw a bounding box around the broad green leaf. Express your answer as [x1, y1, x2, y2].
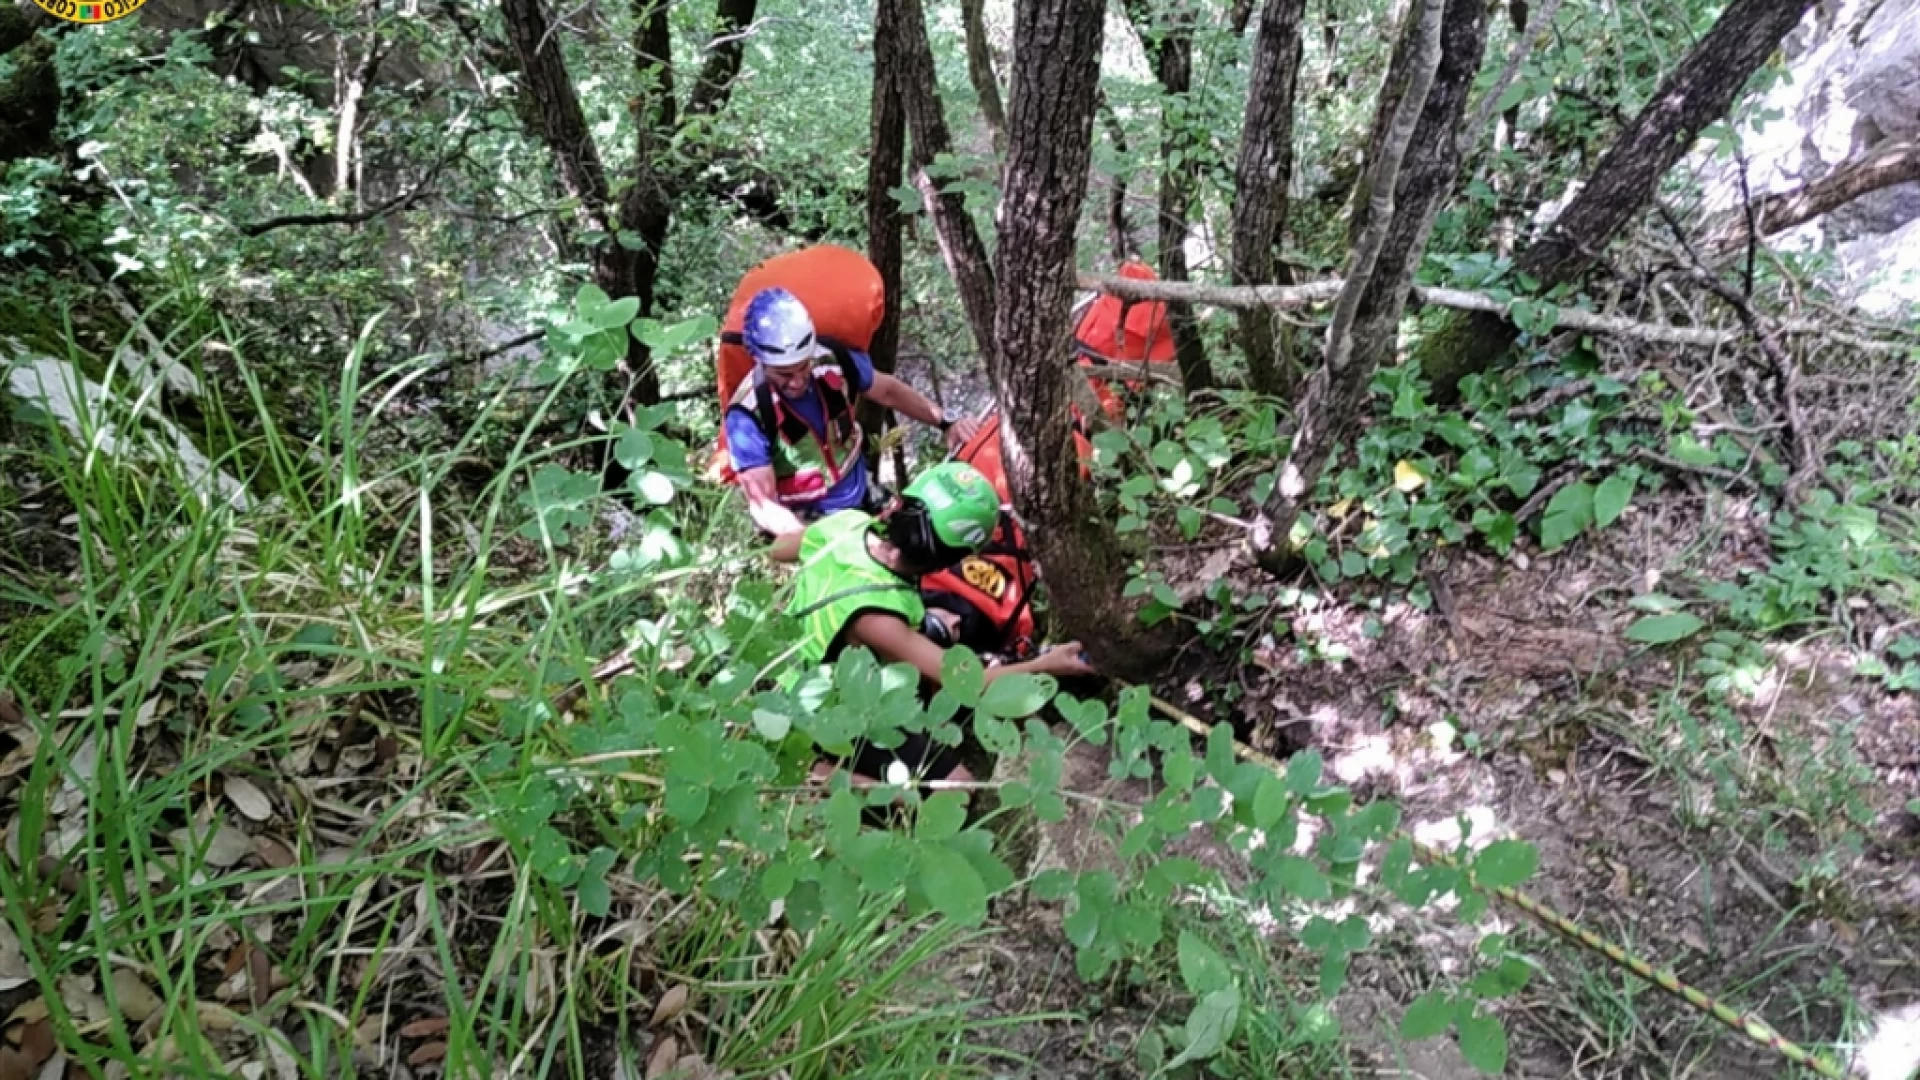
[1268, 855, 1331, 900]
[977, 673, 1057, 718]
[1539, 481, 1594, 550]
[1032, 869, 1075, 901]
[1472, 840, 1538, 888]
[942, 647, 985, 706]
[1319, 948, 1350, 997]
[1253, 773, 1291, 829]
[574, 283, 611, 318]
[1286, 749, 1323, 795]
[1178, 987, 1241, 1062]
[635, 471, 676, 506]
[1177, 930, 1233, 995]
[1468, 956, 1533, 998]
[916, 845, 988, 925]
[916, 791, 968, 842]
[1625, 612, 1705, 644]
[1473, 509, 1518, 555]
[1593, 472, 1635, 528]
[1457, 1011, 1509, 1074]
[591, 295, 641, 329]
[751, 709, 790, 742]
[1400, 990, 1454, 1039]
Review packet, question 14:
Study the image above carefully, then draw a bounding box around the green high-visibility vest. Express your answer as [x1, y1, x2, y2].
[782, 511, 924, 686]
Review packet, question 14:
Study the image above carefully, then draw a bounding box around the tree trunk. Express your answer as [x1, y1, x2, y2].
[993, 0, 1166, 675]
[1253, 0, 1487, 569]
[863, 11, 908, 447]
[1098, 92, 1135, 262]
[960, 0, 1008, 152]
[887, 0, 998, 362]
[1418, 0, 1818, 403]
[0, 7, 60, 166]
[498, 0, 615, 238]
[1229, 0, 1308, 396]
[1125, 0, 1212, 390]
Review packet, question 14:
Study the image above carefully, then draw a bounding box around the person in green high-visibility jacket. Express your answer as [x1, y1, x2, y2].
[781, 461, 1094, 785]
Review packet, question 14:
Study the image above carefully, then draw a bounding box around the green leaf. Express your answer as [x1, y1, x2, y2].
[1625, 612, 1705, 644]
[1539, 481, 1594, 550]
[635, 470, 676, 506]
[1252, 774, 1290, 829]
[1286, 749, 1323, 795]
[1319, 948, 1351, 997]
[574, 283, 611, 318]
[1468, 956, 1533, 998]
[1457, 1011, 1509, 1074]
[1177, 987, 1241, 1062]
[942, 647, 985, 707]
[1594, 472, 1635, 528]
[978, 673, 1056, 718]
[577, 847, 617, 917]
[917, 844, 989, 925]
[591, 295, 641, 329]
[751, 708, 791, 742]
[1177, 930, 1234, 995]
[1472, 840, 1538, 888]
[916, 791, 968, 842]
[1268, 855, 1331, 900]
[1401, 990, 1454, 1039]
[1032, 869, 1075, 901]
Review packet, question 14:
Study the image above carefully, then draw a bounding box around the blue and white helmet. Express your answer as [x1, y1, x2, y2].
[743, 287, 825, 368]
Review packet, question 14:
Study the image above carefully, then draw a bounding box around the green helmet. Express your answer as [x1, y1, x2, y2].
[902, 462, 1000, 551]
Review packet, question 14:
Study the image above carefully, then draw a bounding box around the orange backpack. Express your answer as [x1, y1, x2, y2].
[715, 245, 886, 462]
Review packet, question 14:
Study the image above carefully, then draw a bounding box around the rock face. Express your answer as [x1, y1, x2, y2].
[1706, 0, 1920, 315]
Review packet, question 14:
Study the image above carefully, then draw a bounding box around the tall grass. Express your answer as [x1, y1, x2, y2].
[0, 316, 1016, 1078]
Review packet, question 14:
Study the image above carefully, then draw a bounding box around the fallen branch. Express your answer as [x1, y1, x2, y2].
[1706, 137, 1920, 261]
[1078, 272, 1915, 353]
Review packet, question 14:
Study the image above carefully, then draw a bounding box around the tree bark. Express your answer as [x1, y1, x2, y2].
[1124, 0, 1212, 390]
[887, 0, 999, 362]
[993, 0, 1167, 675]
[1229, 0, 1308, 396]
[863, 7, 908, 445]
[1252, 0, 1486, 569]
[960, 0, 1008, 152]
[1098, 91, 1135, 262]
[500, 0, 759, 410]
[0, 7, 59, 166]
[1418, 0, 1818, 403]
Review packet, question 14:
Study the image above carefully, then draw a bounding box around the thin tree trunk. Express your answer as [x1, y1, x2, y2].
[1253, 0, 1487, 570]
[863, 12, 908, 447]
[960, 0, 1008, 152]
[1099, 92, 1135, 262]
[1229, 0, 1308, 396]
[1124, 0, 1212, 390]
[499, 0, 617, 238]
[888, 0, 998, 361]
[1418, 0, 1818, 403]
[993, 0, 1167, 674]
[333, 39, 382, 203]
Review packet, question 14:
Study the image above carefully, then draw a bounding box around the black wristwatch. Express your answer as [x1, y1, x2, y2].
[936, 412, 954, 433]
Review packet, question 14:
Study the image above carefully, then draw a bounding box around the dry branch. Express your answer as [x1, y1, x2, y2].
[1077, 272, 1915, 353]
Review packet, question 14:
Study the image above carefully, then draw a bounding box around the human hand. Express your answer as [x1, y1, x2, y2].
[943, 415, 985, 451]
[1040, 641, 1096, 677]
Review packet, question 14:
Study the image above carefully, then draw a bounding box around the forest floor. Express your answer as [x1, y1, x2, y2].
[963, 478, 1920, 1079]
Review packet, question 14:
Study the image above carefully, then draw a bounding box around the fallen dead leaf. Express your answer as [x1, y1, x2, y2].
[650, 985, 688, 1027]
[0, 920, 30, 992]
[7, 999, 50, 1026]
[0, 1021, 54, 1080]
[644, 1036, 678, 1080]
[169, 821, 252, 869]
[55, 975, 107, 1026]
[0, 695, 21, 727]
[193, 1002, 241, 1032]
[405, 1041, 447, 1067]
[263, 1030, 300, 1080]
[109, 970, 161, 1024]
[223, 778, 274, 822]
[247, 949, 270, 1011]
[253, 837, 295, 869]
[398, 1017, 450, 1039]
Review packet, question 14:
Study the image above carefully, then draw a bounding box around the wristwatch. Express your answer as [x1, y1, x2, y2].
[935, 411, 954, 433]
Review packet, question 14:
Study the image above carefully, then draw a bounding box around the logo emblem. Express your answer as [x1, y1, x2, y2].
[959, 557, 1007, 600]
[32, 0, 144, 21]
